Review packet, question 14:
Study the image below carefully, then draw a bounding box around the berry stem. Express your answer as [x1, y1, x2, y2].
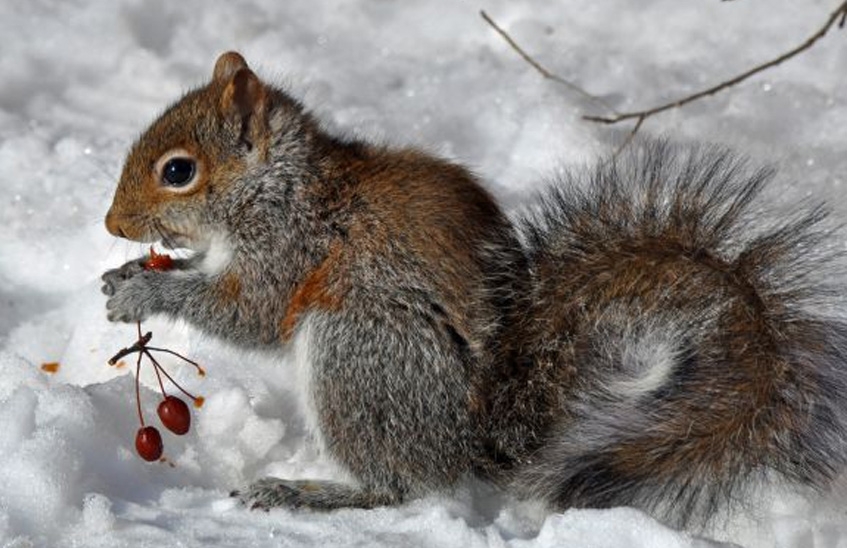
[143, 349, 200, 403]
[135, 351, 145, 427]
[152, 357, 167, 397]
[146, 346, 206, 376]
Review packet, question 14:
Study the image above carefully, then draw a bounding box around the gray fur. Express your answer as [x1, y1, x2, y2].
[308, 304, 476, 498]
[102, 66, 847, 531]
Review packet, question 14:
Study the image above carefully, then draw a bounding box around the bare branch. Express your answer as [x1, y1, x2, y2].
[480, 10, 618, 116]
[584, 0, 847, 125]
[482, 2, 845, 154]
[610, 115, 646, 159]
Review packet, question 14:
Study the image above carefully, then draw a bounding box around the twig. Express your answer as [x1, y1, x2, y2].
[480, 10, 618, 116]
[109, 331, 153, 365]
[584, 0, 847, 126]
[611, 115, 646, 159]
[135, 351, 144, 426]
[482, 2, 846, 155]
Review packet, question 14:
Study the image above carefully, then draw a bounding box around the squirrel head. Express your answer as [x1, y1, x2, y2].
[105, 51, 313, 251]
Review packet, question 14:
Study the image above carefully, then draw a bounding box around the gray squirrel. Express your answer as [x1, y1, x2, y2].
[101, 52, 847, 529]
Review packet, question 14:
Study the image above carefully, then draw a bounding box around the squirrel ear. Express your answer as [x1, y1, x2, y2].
[220, 67, 268, 149]
[213, 51, 249, 83]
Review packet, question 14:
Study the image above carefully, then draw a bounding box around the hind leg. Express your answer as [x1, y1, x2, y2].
[234, 478, 397, 510]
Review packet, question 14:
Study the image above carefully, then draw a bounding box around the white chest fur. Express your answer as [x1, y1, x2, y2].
[288, 316, 323, 445]
[198, 233, 234, 276]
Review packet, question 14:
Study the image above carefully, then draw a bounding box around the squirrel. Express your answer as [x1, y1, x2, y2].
[101, 51, 847, 530]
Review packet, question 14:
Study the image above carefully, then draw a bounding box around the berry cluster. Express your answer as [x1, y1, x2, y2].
[108, 248, 204, 462]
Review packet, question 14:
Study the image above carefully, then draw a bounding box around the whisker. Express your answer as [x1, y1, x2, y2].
[106, 238, 119, 257]
[153, 218, 178, 250]
[88, 215, 105, 227]
[152, 219, 167, 249]
[82, 158, 122, 196]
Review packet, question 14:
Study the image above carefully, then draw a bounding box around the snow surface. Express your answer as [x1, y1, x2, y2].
[1, 0, 846, 546]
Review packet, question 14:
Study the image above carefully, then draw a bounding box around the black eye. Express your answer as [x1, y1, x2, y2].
[162, 157, 196, 187]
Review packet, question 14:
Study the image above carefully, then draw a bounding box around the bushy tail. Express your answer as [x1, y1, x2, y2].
[512, 141, 847, 529]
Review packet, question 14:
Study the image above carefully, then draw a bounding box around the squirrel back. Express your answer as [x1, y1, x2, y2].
[102, 52, 847, 531]
[487, 141, 847, 528]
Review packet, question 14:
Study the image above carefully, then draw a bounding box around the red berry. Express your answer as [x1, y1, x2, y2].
[136, 426, 163, 461]
[157, 396, 191, 435]
[144, 247, 174, 271]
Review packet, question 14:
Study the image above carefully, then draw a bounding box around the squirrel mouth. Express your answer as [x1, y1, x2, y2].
[160, 237, 183, 250]
[152, 220, 193, 251]
[157, 229, 214, 256]
[159, 233, 194, 250]
[157, 230, 194, 249]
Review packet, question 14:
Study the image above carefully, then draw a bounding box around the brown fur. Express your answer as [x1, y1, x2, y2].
[280, 243, 347, 341]
[215, 272, 242, 305]
[339, 148, 504, 350]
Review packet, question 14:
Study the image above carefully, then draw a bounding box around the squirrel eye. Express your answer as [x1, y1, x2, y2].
[161, 157, 196, 187]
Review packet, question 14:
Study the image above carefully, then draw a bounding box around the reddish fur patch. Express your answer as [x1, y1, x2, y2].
[280, 245, 346, 341]
[336, 148, 503, 350]
[216, 272, 242, 304]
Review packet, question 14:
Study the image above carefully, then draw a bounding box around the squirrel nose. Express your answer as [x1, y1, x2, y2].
[105, 210, 127, 238]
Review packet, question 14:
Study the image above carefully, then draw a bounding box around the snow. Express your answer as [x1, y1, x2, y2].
[1, 0, 846, 546]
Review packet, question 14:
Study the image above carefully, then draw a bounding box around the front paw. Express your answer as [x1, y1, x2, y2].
[105, 272, 157, 323]
[101, 258, 146, 296]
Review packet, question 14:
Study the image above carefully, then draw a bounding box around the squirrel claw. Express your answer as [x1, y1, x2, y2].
[101, 258, 147, 297]
[236, 477, 303, 510]
[229, 487, 276, 512]
[250, 502, 271, 513]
